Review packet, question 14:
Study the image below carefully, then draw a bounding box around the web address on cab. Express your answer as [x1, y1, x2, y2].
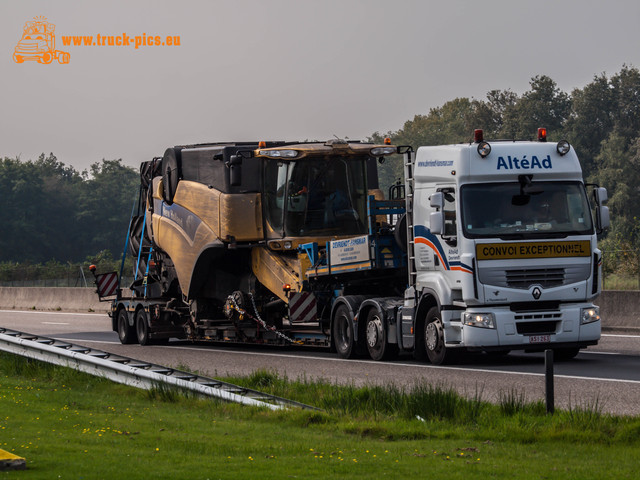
[61, 34, 181, 49]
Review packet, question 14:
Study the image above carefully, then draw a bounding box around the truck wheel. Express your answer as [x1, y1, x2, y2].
[13, 53, 23, 63]
[136, 309, 152, 346]
[117, 308, 136, 345]
[365, 309, 397, 361]
[333, 304, 356, 359]
[424, 306, 455, 365]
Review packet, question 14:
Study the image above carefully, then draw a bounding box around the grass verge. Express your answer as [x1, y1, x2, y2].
[1, 353, 639, 479]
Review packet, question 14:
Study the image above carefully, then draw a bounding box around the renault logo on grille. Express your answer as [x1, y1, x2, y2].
[532, 287, 542, 300]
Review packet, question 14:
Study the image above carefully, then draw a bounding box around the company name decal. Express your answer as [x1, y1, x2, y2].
[497, 155, 552, 170]
[417, 160, 454, 167]
[477, 240, 591, 260]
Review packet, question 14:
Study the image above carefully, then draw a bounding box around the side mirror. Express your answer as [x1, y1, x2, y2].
[430, 192, 444, 209]
[430, 211, 444, 235]
[598, 205, 610, 231]
[596, 187, 608, 205]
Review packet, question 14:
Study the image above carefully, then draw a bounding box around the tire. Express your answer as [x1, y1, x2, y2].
[365, 309, 397, 361]
[117, 308, 136, 345]
[136, 309, 152, 346]
[553, 347, 580, 361]
[13, 53, 23, 63]
[423, 306, 456, 365]
[161, 148, 181, 204]
[332, 304, 356, 359]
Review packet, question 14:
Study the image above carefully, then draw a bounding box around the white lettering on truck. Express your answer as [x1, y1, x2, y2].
[496, 155, 552, 170]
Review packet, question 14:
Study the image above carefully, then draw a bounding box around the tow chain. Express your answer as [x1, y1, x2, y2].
[227, 293, 303, 345]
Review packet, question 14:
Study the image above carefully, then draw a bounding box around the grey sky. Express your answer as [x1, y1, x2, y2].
[2, 0, 640, 172]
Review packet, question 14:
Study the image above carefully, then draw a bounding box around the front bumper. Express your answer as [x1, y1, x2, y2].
[456, 303, 600, 351]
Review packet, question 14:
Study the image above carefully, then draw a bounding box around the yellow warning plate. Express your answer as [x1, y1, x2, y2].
[476, 240, 591, 260]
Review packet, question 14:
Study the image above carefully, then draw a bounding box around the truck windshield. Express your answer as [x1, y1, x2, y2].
[264, 156, 368, 237]
[461, 181, 594, 239]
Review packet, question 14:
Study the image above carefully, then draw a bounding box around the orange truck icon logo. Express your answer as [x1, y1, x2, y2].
[13, 16, 70, 64]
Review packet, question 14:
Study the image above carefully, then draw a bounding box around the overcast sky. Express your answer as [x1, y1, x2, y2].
[2, 0, 640, 172]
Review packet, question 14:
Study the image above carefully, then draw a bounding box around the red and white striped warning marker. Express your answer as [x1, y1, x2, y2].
[95, 271, 118, 298]
[288, 292, 317, 323]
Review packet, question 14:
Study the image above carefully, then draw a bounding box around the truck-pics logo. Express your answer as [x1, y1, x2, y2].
[13, 17, 70, 64]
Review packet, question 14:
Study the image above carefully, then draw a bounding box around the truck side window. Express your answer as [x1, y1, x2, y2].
[440, 187, 457, 243]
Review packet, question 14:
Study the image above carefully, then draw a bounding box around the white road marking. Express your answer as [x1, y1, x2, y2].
[601, 333, 640, 338]
[0, 310, 104, 316]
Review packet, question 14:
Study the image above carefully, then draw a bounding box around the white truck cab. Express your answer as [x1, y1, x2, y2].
[403, 129, 608, 364]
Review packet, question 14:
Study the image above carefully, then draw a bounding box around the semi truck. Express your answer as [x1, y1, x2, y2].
[94, 129, 608, 364]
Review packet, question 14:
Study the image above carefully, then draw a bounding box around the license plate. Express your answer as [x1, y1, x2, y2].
[529, 335, 551, 343]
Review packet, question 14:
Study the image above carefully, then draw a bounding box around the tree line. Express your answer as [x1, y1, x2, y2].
[372, 65, 640, 275]
[0, 155, 139, 265]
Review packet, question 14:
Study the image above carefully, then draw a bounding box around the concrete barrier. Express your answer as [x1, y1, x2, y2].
[0, 287, 638, 330]
[596, 290, 640, 329]
[0, 287, 109, 313]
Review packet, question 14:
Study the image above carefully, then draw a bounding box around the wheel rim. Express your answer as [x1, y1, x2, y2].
[426, 322, 439, 352]
[366, 315, 382, 349]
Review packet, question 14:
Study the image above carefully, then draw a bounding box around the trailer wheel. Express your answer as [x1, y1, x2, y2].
[424, 307, 455, 365]
[332, 304, 356, 359]
[117, 308, 136, 345]
[136, 309, 152, 346]
[365, 309, 397, 361]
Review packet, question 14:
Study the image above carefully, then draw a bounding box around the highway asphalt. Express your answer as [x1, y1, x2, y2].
[2, 309, 640, 416]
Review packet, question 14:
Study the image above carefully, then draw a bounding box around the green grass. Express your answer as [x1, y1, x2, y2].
[2, 354, 640, 479]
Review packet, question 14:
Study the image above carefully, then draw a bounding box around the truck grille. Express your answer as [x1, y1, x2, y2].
[506, 268, 564, 288]
[479, 264, 590, 289]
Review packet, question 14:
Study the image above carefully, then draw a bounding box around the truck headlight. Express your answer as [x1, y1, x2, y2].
[463, 312, 495, 329]
[581, 306, 600, 324]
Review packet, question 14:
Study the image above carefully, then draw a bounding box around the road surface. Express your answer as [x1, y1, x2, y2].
[2, 309, 639, 416]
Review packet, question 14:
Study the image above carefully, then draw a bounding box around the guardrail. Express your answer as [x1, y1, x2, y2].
[0, 327, 319, 411]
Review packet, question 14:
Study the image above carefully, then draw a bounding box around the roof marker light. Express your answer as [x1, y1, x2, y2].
[384, 137, 391, 145]
[477, 141, 491, 158]
[474, 129, 483, 143]
[538, 128, 547, 142]
[258, 141, 266, 148]
[557, 140, 571, 156]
